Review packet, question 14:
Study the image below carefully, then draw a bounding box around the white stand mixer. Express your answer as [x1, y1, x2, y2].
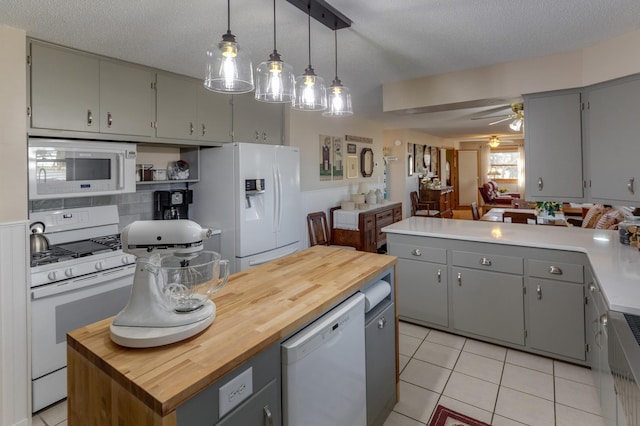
[110, 220, 229, 348]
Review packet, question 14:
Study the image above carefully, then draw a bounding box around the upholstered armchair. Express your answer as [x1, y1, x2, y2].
[478, 181, 520, 207]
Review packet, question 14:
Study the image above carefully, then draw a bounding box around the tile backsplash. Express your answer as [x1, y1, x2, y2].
[29, 183, 190, 230]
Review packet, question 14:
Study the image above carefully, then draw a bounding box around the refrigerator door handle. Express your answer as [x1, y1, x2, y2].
[276, 165, 283, 232]
[273, 164, 280, 232]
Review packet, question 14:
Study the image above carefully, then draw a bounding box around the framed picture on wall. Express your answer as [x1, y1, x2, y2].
[346, 155, 358, 179]
[347, 143, 356, 154]
[332, 137, 344, 180]
[319, 135, 332, 181]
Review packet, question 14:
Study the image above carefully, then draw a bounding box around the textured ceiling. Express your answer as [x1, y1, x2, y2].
[2, 0, 640, 139]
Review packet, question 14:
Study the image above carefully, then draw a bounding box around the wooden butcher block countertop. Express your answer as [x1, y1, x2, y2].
[67, 245, 397, 418]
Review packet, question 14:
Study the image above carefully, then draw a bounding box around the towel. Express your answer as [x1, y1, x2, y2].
[362, 280, 391, 312]
[333, 209, 360, 231]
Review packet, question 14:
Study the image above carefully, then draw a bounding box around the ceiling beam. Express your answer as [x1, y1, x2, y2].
[285, 0, 352, 30]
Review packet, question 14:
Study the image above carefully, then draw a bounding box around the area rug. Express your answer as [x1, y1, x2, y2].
[429, 404, 491, 426]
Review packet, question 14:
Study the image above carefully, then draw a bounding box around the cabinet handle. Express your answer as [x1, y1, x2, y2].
[548, 266, 563, 275]
[189, 121, 194, 135]
[411, 248, 422, 256]
[201, 123, 206, 136]
[457, 272, 462, 286]
[107, 112, 113, 128]
[263, 405, 273, 426]
[600, 313, 608, 329]
[537, 177, 543, 191]
[628, 177, 635, 195]
[263, 132, 267, 141]
[588, 283, 596, 293]
[255, 130, 260, 141]
[480, 257, 492, 266]
[87, 109, 93, 126]
[437, 269, 441, 283]
[378, 316, 387, 329]
[537, 285, 542, 300]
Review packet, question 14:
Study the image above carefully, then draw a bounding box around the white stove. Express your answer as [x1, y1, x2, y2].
[29, 205, 135, 412]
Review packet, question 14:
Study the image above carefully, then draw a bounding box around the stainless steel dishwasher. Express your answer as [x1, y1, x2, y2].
[281, 292, 366, 426]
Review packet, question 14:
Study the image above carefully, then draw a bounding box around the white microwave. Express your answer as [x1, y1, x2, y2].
[28, 138, 137, 200]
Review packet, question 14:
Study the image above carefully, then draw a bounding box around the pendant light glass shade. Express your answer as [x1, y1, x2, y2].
[323, 29, 353, 117]
[292, 6, 327, 111]
[204, 0, 254, 94]
[255, 0, 295, 103]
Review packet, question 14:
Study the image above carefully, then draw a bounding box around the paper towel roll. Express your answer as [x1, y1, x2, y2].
[363, 280, 391, 312]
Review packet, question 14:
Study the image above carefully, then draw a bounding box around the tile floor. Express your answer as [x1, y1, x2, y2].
[32, 321, 603, 426]
[385, 321, 604, 426]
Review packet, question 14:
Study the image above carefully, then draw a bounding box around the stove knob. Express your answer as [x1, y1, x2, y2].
[95, 262, 104, 271]
[65, 268, 75, 277]
[47, 271, 58, 281]
[121, 255, 133, 265]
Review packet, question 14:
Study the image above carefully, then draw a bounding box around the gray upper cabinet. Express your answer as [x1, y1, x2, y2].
[155, 73, 198, 140]
[585, 74, 640, 203]
[30, 42, 100, 132]
[99, 61, 154, 137]
[197, 85, 232, 143]
[232, 93, 283, 144]
[524, 89, 584, 201]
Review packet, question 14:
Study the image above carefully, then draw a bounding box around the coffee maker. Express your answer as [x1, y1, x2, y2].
[154, 190, 193, 220]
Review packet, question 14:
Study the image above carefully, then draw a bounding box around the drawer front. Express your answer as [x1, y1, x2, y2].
[452, 250, 523, 275]
[364, 215, 375, 231]
[388, 242, 447, 264]
[528, 259, 583, 283]
[376, 209, 394, 226]
[393, 206, 402, 222]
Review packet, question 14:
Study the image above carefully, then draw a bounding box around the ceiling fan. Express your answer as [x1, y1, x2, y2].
[471, 102, 524, 131]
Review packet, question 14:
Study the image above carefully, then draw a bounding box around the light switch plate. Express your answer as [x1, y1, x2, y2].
[219, 367, 253, 417]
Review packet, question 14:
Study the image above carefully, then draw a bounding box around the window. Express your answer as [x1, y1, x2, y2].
[489, 147, 520, 182]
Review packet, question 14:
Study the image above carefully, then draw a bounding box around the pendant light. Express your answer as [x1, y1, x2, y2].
[255, 0, 295, 103]
[291, 3, 327, 111]
[204, 0, 254, 94]
[323, 27, 352, 117]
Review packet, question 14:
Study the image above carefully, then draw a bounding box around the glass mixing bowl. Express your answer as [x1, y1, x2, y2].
[159, 251, 229, 313]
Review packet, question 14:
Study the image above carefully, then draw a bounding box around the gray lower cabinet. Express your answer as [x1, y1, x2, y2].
[176, 343, 281, 426]
[365, 301, 396, 426]
[526, 278, 585, 360]
[397, 259, 447, 326]
[452, 267, 525, 345]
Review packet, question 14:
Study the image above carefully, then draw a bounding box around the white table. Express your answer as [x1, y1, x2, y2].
[481, 208, 568, 225]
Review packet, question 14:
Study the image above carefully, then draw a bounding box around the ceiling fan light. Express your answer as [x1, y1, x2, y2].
[509, 118, 523, 132]
[204, 33, 254, 94]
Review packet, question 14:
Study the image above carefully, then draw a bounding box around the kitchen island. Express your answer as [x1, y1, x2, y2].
[66, 246, 397, 426]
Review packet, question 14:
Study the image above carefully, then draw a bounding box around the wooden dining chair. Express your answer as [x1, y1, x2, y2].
[471, 202, 480, 220]
[307, 211, 355, 249]
[410, 191, 440, 217]
[502, 211, 537, 224]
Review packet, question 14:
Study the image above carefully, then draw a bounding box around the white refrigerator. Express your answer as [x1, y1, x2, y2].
[192, 143, 301, 273]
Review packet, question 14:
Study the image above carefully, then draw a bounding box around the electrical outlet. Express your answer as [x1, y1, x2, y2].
[219, 367, 253, 417]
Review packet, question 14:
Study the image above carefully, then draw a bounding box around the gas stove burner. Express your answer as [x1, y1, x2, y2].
[30, 234, 123, 267]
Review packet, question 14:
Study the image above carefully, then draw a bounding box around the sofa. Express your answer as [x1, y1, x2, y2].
[478, 181, 520, 208]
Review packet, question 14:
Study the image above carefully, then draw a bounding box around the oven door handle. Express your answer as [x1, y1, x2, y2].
[32, 265, 135, 300]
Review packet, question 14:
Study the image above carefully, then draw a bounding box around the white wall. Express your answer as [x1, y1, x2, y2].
[286, 109, 386, 247]
[0, 25, 30, 426]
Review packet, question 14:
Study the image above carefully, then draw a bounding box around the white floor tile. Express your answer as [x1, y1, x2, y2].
[442, 371, 499, 412]
[38, 400, 67, 426]
[393, 381, 440, 424]
[413, 340, 461, 369]
[453, 351, 504, 384]
[491, 414, 528, 425]
[426, 329, 466, 349]
[399, 354, 411, 373]
[383, 411, 427, 426]
[501, 362, 554, 401]
[31, 416, 46, 426]
[495, 386, 555, 426]
[400, 358, 452, 394]
[436, 395, 493, 424]
[556, 403, 606, 426]
[506, 348, 553, 374]
[554, 360, 596, 386]
[399, 334, 423, 357]
[399, 321, 430, 340]
[555, 376, 601, 415]
[463, 338, 507, 362]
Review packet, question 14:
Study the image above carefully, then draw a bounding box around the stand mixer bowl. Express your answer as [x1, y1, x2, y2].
[159, 251, 229, 313]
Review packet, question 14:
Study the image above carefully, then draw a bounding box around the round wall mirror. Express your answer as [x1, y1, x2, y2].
[360, 148, 374, 177]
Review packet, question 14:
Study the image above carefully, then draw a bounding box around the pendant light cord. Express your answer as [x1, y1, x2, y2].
[273, 0, 277, 51]
[307, 4, 312, 67]
[226, 0, 231, 32]
[333, 28, 338, 80]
